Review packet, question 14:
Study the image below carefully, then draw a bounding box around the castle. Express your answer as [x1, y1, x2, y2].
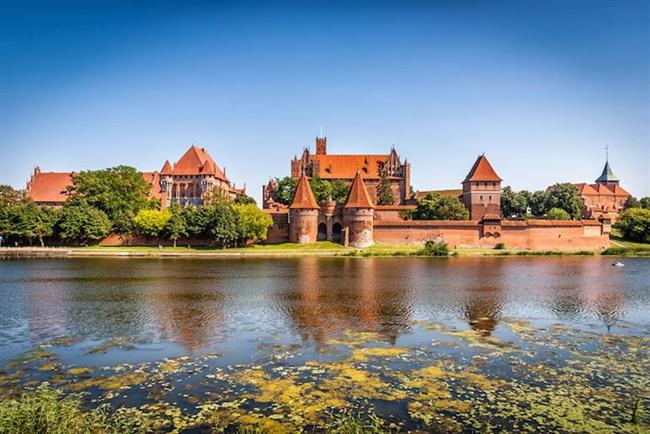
[263, 137, 613, 251]
[572, 160, 630, 222]
[26, 145, 244, 207]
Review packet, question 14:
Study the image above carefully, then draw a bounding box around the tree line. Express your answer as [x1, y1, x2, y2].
[0, 166, 271, 247]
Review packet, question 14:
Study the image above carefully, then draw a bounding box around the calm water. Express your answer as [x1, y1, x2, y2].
[0, 257, 648, 432]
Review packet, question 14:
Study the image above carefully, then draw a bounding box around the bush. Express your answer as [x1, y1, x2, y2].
[494, 242, 505, 250]
[132, 209, 171, 237]
[546, 207, 571, 220]
[615, 208, 650, 243]
[419, 239, 449, 256]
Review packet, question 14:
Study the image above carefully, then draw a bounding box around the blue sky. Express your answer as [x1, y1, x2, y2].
[1, 0, 648, 201]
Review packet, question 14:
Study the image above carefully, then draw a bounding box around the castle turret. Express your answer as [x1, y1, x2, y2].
[289, 173, 320, 244]
[595, 160, 620, 189]
[343, 171, 375, 248]
[461, 154, 502, 220]
[316, 136, 327, 155]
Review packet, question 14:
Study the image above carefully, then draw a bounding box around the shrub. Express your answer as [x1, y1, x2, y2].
[494, 242, 506, 250]
[615, 208, 650, 243]
[132, 209, 171, 237]
[546, 207, 571, 221]
[419, 239, 449, 256]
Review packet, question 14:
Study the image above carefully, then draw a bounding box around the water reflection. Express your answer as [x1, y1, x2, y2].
[0, 257, 646, 364]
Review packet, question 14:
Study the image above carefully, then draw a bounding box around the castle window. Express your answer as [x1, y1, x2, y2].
[489, 196, 492, 201]
[480, 196, 483, 200]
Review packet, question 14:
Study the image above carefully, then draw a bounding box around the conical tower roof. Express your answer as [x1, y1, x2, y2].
[463, 154, 502, 182]
[290, 174, 319, 209]
[161, 160, 173, 175]
[344, 170, 375, 208]
[595, 161, 620, 183]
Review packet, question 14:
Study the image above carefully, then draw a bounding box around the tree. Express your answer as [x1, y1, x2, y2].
[529, 190, 548, 217]
[501, 186, 529, 218]
[67, 166, 152, 234]
[412, 193, 469, 220]
[376, 174, 394, 205]
[545, 183, 583, 220]
[132, 209, 171, 237]
[275, 177, 298, 205]
[330, 180, 349, 205]
[0, 185, 24, 208]
[165, 203, 187, 247]
[639, 197, 650, 209]
[615, 208, 650, 243]
[9, 202, 57, 247]
[185, 206, 213, 237]
[57, 202, 111, 243]
[235, 203, 273, 244]
[624, 196, 639, 209]
[546, 207, 571, 220]
[234, 194, 257, 205]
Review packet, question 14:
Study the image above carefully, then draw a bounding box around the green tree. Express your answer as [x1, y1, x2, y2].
[11, 202, 57, 247]
[330, 180, 349, 205]
[615, 208, 650, 243]
[545, 183, 584, 220]
[57, 202, 111, 243]
[235, 203, 273, 244]
[165, 203, 187, 247]
[67, 166, 152, 234]
[412, 193, 469, 220]
[501, 186, 529, 218]
[624, 196, 639, 209]
[376, 174, 394, 205]
[275, 177, 298, 205]
[529, 190, 548, 217]
[132, 209, 172, 237]
[0, 185, 24, 208]
[185, 206, 213, 237]
[234, 194, 257, 205]
[639, 197, 650, 209]
[546, 207, 571, 220]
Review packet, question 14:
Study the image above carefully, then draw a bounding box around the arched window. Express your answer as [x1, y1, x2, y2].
[317, 223, 327, 241]
[332, 223, 342, 243]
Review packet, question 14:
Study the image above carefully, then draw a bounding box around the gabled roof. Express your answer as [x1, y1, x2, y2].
[463, 154, 502, 182]
[168, 145, 228, 180]
[26, 172, 72, 204]
[344, 170, 375, 209]
[289, 174, 319, 209]
[313, 154, 389, 179]
[574, 182, 630, 197]
[595, 161, 620, 183]
[160, 160, 172, 175]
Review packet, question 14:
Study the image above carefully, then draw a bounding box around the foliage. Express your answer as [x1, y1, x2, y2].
[494, 242, 505, 250]
[546, 207, 571, 220]
[234, 194, 257, 205]
[275, 177, 298, 205]
[545, 183, 583, 220]
[624, 196, 639, 209]
[0, 185, 24, 208]
[614, 208, 650, 243]
[325, 409, 390, 434]
[234, 204, 273, 243]
[640, 197, 650, 209]
[529, 190, 548, 217]
[419, 239, 449, 256]
[501, 186, 529, 218]
[57, 202, 111, 243]
[165, 203, 187, 247]
[0, 202, 57, 247]
[67, 166, 152, 234]
[310, 175, 349, 205]
[0, 384, 143, 434]
[376, 174, 394, 205]
[133, 209, 172, 237]
[412, 193, 469, 220]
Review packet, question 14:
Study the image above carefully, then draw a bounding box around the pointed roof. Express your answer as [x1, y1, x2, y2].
[171, 145, 227, 180]
[289, 174, 319, 209]
[595, 161, 620, 183]
[344, 170, 375, 209]
[463, 154, 502, 182]
[161, 160, 172, 175]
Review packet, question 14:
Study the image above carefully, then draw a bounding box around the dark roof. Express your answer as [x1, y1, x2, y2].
[595, 161, 620, 183]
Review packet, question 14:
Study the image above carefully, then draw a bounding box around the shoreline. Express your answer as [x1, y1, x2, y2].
[1, 245, 648, 258]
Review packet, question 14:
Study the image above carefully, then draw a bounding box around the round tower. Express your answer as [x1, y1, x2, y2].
[343, 171, 375, 248]
[289, 173, 320, 244]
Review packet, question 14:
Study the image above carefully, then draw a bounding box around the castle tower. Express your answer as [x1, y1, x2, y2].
[316, 136, 327, 155]
[595, 160, 620, 189]
[343, 171, 375, 248]
[289, 173, 320, 244]
[462, 154, 502, 220]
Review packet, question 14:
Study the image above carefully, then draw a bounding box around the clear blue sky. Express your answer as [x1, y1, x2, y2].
[1, 0, 649, 201]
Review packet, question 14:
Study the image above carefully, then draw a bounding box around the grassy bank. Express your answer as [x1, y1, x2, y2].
[0, 386, 391, 434]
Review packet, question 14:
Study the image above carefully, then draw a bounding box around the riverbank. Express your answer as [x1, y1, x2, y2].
[1, 241, 649, 258]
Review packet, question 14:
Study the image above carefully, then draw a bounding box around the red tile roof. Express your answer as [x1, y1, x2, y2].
[26, 172, 72, 204]
[290, 174, 319, 209]
[314, 154, 388, 179]
[344, 171, 375, 208]
[574, 182, 629, 197]
[463, 155, 502, 182]
[164, 146, 228, 180]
